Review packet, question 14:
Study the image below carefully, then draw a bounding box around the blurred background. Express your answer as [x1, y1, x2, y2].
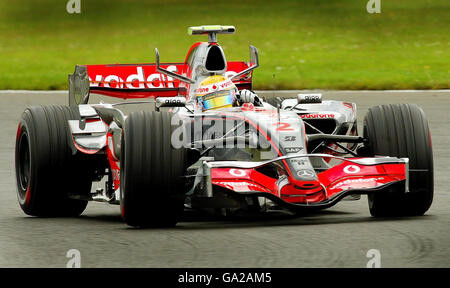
[0, 0, 448, 90]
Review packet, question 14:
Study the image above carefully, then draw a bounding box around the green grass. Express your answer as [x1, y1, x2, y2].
[0, 0, 449, 90]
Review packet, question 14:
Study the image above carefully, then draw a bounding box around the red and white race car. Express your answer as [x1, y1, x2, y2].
[15, 26, 433, 227]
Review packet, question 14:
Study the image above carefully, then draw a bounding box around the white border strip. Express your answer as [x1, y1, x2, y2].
[257, 89, 450, 93]
[1, 89, 449, 94]
[0, 90, 68, 94]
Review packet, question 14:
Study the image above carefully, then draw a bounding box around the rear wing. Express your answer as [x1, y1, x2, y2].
[68, 62, 253, 106]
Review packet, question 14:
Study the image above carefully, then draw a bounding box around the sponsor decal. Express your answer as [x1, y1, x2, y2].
[299, 113, 335, 119]
[296, 169, 315, 178]
[219, 80, 234, 89]
[330, 177, 384, 190]
[86, 61, 251, 91]
[285, 147, 303, 153]
[195, 79, 235, 96]
[343, 165, 361, 174]
[216, 181, 250, 187]
[164, 98, 183, 104]
[298, 94, 322, 103]
[284, 136, 296, 141]
[89, 66, 180, 89]
[229, 169, 247, 177]
[292, 159, 308, 166]
[195, 87, 209, 94]
[214, 181, 267, 192]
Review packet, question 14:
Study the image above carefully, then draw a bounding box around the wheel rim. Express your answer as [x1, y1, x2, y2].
[18, 132, 31, 194]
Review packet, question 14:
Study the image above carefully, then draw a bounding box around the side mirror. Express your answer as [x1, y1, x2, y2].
[230, 45, 259, 80]
[155, 48, 194, 84]
[249, 45, 259, 67]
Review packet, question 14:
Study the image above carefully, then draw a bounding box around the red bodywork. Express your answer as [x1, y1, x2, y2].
[211, 161, 405, 204]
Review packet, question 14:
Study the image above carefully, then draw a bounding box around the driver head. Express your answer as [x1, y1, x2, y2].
[195, 75, 237, 111]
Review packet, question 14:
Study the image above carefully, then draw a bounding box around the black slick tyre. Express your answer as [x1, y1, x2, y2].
[15, 105, 92, 216]
[120, 111, 187, 227]
[363, 104, 433, 217]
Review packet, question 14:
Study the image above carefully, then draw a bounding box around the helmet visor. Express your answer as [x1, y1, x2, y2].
[198, 89, 235, 111]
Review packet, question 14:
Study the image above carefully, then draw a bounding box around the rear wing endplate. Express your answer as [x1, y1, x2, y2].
[69, 65, 90, 107]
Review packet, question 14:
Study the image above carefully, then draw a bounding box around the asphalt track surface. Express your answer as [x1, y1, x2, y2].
[0, 90, 449, 268]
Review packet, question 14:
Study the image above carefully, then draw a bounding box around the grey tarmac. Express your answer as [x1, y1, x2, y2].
[0, 90, 449, 267]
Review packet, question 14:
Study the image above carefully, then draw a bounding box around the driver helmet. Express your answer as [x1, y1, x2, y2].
[195, 75, 237, 111]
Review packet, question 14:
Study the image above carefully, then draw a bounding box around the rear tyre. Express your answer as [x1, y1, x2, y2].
[363, 104, 433, 216]
[120, 111, 187, 227]
[15, 105, 92, 216]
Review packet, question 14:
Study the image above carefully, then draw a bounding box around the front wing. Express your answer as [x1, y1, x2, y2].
[190, 154, 408, 211]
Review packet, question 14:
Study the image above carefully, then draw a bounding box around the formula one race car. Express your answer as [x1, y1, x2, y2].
[15, 25, 433, 227]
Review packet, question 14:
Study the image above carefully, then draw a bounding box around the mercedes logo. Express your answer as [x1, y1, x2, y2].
[297, 170, 315, 178]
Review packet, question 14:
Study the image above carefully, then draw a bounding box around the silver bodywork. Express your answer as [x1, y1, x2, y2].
[68, 96, 356, 179]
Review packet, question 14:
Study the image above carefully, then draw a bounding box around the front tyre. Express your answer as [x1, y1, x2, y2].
[363, 104, 433, 216]
[120, 111, 187, 227]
